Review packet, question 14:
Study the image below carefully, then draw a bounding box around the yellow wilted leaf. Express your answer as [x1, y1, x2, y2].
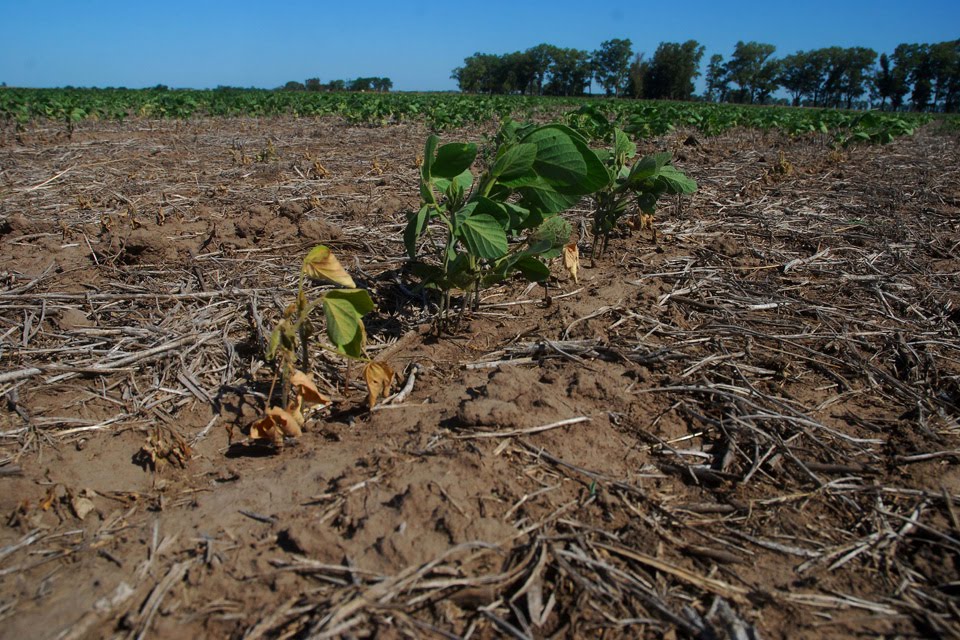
[302, 245, 355, 287]
[563, 243, 579, 283]
[363, 361, 395, 409]
[289, 370, 330, 406]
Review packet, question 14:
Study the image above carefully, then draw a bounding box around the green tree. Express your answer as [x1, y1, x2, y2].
[641, 40, 705, 100]
[328, 79, 346, 92]
[873, 53, 909, 110]
[305, 77, 322, 92]
[779, 51, 823, 106]
[592, 38, 633, 97]
[527, 44, 558, 95]
[545, 48, 592, 96]
[929, 40, 960, 111]
[349, 78, 373, 92]
[837, 47, 878, 109]
[725, 41, 779, 103]
[625, 53, 647, 98]
[894, 43, 934, 111]
[704, 54, 728, 102]
[372, 77, 393, 92]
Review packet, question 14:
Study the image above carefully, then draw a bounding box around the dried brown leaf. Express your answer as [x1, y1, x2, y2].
[563, 243, 579, 283]
[363, 361, 395, 409]
[289, 370, 331, 406]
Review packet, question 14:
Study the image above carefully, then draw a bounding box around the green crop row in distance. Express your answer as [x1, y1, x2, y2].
[0, 88, 933, 143]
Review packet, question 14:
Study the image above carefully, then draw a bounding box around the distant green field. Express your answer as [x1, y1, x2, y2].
[0, 87, 936, 145]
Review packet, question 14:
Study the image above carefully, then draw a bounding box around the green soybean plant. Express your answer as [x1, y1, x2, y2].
[405, 120, 607, 329]
[587, 127, 698, 258]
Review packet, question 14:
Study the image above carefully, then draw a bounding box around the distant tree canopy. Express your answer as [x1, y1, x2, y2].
[627, 40, 705, 100]
[452, 37, 960, 112]
[278, 77, 392, 93]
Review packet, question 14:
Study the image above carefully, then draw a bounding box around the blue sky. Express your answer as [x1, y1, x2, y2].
[1, 0, 957, 91]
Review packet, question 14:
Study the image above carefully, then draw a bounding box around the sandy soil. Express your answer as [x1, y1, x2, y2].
[0, 115, 959, 639]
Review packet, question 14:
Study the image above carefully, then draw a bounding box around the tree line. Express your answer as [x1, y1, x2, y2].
[452, 39, 960, 112]
[278, 77, 393, 93]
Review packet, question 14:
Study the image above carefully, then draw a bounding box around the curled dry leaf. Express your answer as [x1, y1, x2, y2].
[563, 243, 579, 283]
[289, 370, 331, 406]
[302, 245, 355, 287]
[250, 405, 303, 444]
[363, 361, 395, 409]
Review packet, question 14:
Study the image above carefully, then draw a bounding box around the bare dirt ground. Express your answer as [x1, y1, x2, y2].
[0, 115, 959, 639]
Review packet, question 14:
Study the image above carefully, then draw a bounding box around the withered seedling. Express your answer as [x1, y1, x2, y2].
[248, 245, 393, 446]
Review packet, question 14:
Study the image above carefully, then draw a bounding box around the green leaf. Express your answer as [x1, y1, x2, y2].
[522, 124, 608, 195]
[517, 177, 581, 215]
[421, 135, 438, 182]
[472, 197, 511, 229]
[490, 142, 537, 181]
[628, 152, 673, 185]
[512, 255, 552, 281]
[522, 125, 586, 187]
[457, 213, 508, 260]
[432, 142, 477, 179]
[657, 165, 697, 194]
[322, 289, 373, 357]
[614, 128, 636, 162]
[526, 215, 571, 258]
[503, 202, 531, 229]
[324, 288, 375, 316]
[323, 296, 361, 348]
[433, 168, 474, 195]
[404, 205, 430, 259]
[337, 322, 366, 359]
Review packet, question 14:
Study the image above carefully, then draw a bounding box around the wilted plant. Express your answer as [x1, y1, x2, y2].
[249, 245, 393, 445]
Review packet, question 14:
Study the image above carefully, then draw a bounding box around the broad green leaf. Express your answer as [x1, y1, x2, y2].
[522, 125, 587, 188]
[472, 197, 511, 229]
[433, 168, 473, 195]
[337, 321, 366, 359]
[458, 213, 508, 260]
[503, 202, 531, 229]
[637, 192, 660, 215]
[302, 245, 355, 287]
[517, 177, 581, 216]
[432, 142, 477, 179]
[404, 205, 430, 259]
[512, 255, 551, 282]
[614, 128, 636, 162]
[323, 288, 375, 316]
[521, 124, 607, 195]
[490, 143, 537, 181]
[628, 152, 673, 185]
[561, 133, 611, 194]
[323, 296, 361, 348]
[657, 165, 697, 194]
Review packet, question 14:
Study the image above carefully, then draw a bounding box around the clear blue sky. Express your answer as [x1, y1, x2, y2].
[1, 0, 957, 91]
